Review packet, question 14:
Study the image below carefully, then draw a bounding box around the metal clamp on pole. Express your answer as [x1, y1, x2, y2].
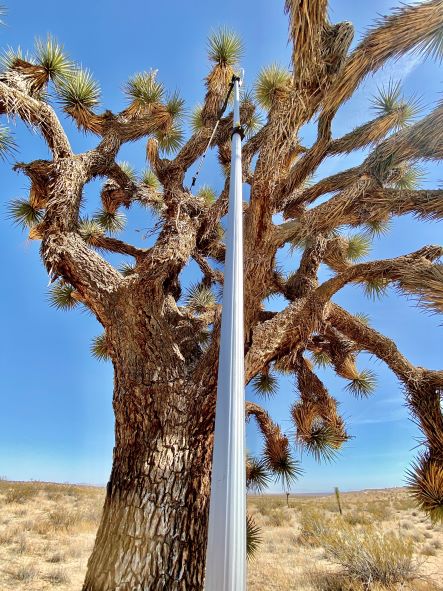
[204, 74, 246, 591]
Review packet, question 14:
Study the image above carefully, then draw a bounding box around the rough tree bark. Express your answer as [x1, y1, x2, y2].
[2, 1, 443, 590]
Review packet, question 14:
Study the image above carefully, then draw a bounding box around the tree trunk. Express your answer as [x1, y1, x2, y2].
[82, 355, 214, 591]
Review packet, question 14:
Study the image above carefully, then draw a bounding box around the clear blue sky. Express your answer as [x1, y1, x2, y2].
[0, 0, 441, 492]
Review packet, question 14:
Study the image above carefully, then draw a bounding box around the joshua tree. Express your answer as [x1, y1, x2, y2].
[2, 0, 443, 589]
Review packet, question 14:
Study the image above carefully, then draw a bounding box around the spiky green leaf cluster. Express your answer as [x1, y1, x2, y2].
[155, 125, 184, 154]
[354, 312, 371, 326]
[246, 514, 262, 559]
[165, 91, 185, 121]
[301, 421, 344, 463]
[264, 447, 302, 489]
[35, 35, 73, 83]
[78, 218, 104, 243]
[255, 64, 291, 110]
[362, 277, 390, 300]
[364, 219, 391, 237]
[417, 23, 443, 62]
[91, 333, 111, 361]
[311, 350, 332, 369]
[8, 198, 43, 229]
[49, 282, 78, 311]
[184, 283, 216, 313]
[406, 453, 443, 523]
[346, 234, 372, 261]
[241, 90, 264, 138]
[190, 104, 204, 133]
[0, 125, 16, 158]
[124, 71, 164, 106]
[1, 46, 36, 70]
[391, 164, 426, 190]
[141, 168, 160, 191]
[197, 185, 216, 205]
[57, 68, 100, 110]
[93, 209, 126, 234]
[345, 369, 377, 397]
[371, 81, 419, 128]
[118, 161, 137, 182]
[118, 262, 136, 277]
[207, 28, 242, 66]
[247, 456, 272, 493]
[251, 372, 279, 398]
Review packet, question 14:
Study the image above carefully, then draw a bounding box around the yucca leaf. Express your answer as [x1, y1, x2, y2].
[362, 277, 390, 300]
[311, 350, 332, 369]
[251, 372, 279, 398]
[346, 234, 372, 261]
[364, 218, 391, 237]
[78, 218, 104, 243]
[93, 209, 126, 233]
[1, 46, 35, 70]
[34, 35, 73, 83]
[246, 456, 272, 493]
[165, 91, 185, 121]
[354, 312, 371, 326]
[184, 283, 216, 313]
[406, 453, 443, 523]
[117, 161, 137, 182]
[155, 124, 184, 154]
[90, 333, 111, 361]
[190, 104, 204, 133]
[417, 22, 443, 62]
[345, 369, 377, 398]
[57, 68, 100, 110]
[197, 185, 216, 205]
[207, 27, 242, 66]
[301, 421, 345, 463]
[0, 125, 15, 158]
[246, 514, 262, 559]
[124, 70, 164, 106]
[118, 262, 136, 277]
[141, 168, 160, 191]
[49, 282, 78, 311]
[255, 64, 291, 110]
[264, 444, 302, 489]
[371, 80, 401, 116]
[8, 198, 43, 229]
[390, 163, 426, 190]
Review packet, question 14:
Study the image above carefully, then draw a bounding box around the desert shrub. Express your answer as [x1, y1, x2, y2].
[45, 568, 70, 584]
[365, 501, 391, 521]
[0, 525, 19, 545]
[319, 524, 417, 586]
[48, 509, 78, 530]
[5, 483, 38, 504]
[343, 511, 372, 526]
[268, 508, 286, 527]
[47, 551, 66, 563]
[393, 496, 417, 511]
[299, 509, 331, 546]
[11, 564, 38, 582]
[421, 544, 437, 556]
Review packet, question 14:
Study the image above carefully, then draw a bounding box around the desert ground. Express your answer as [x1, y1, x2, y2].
[0, 480, 441, 590]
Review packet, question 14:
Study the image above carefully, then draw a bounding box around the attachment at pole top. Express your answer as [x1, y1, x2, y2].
[232, 68, 244, 86]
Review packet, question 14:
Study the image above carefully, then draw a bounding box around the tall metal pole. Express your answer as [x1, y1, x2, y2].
[204, 75, 246, 591]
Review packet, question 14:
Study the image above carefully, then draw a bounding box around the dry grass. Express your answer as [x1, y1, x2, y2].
[0, 482, 442, 590]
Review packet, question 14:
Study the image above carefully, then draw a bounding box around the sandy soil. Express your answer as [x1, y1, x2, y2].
[0, 481, 441, 590]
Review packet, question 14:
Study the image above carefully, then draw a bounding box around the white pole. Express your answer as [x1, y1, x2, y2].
[204, 75, 246, 591]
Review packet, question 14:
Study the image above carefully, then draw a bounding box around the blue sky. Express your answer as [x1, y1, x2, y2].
[0, 0, 441, 492]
